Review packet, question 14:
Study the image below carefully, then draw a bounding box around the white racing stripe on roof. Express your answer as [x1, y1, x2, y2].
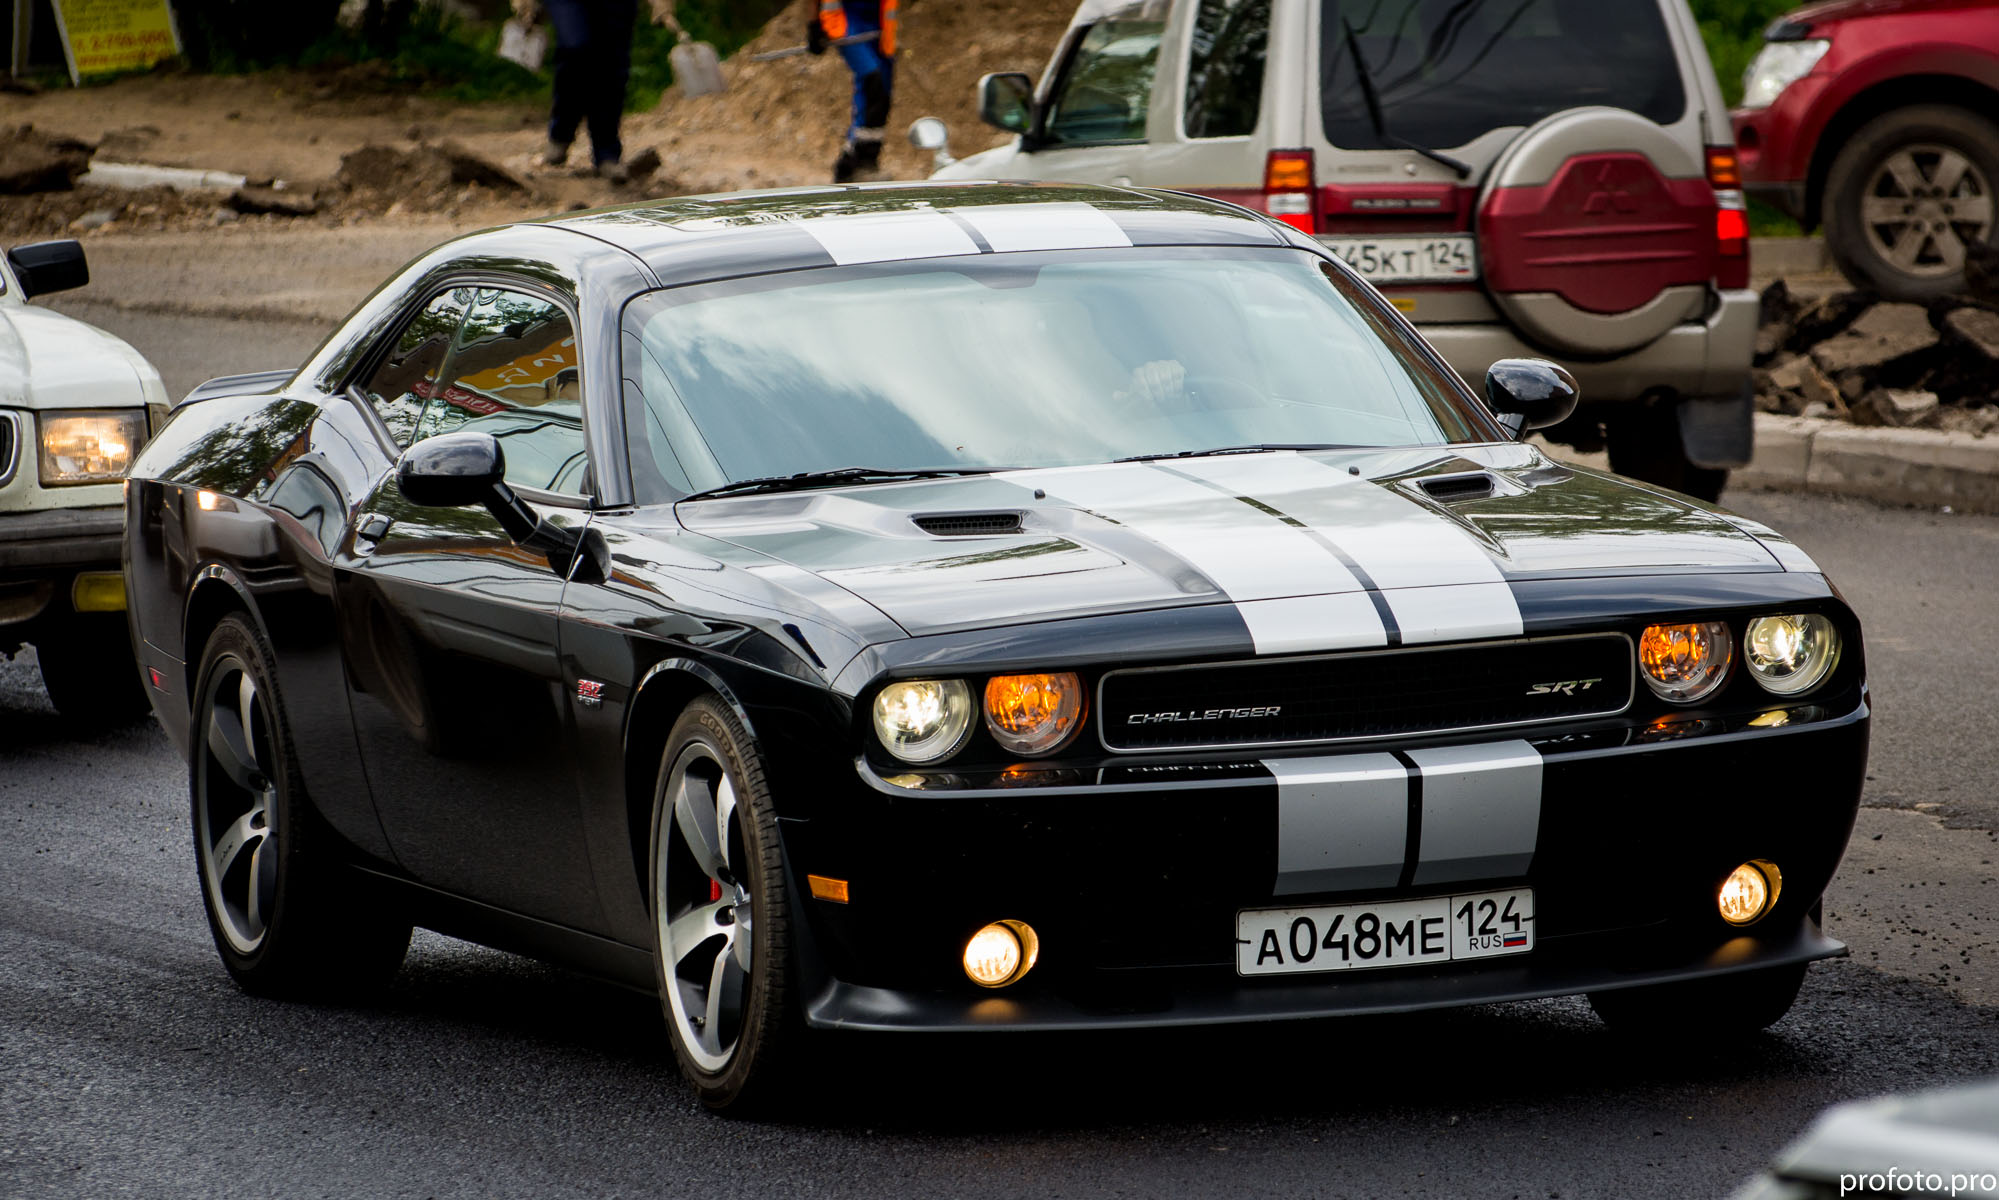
[1006, 462, 1388, 653]
[1170, 454, 1523, 644]
[957, 202, 1133, 253]
[799, 209, 981, 265]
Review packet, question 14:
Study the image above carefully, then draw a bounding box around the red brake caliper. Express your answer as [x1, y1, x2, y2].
[709, 878, 723, 903]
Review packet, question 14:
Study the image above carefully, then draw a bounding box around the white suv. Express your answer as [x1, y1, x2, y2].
[1, 240, 166, 720]
[920, 0, 1757, 499]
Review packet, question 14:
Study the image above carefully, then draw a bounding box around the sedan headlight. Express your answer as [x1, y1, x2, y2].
[1740, 40, 1831, 111]
[38, 409, 145, 486]
[1638, 621, 1733, 704]
[983, 672, 1086, 757]
[873, 679, 975, 764]
[1745, 613, 1841, 696]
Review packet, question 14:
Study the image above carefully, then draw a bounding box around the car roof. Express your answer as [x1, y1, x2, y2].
[535, 180, 1291, 285]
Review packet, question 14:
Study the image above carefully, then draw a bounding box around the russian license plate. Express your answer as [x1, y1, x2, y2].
[1236, 887, 1534, 976]
[1323, 234, 1478, 284]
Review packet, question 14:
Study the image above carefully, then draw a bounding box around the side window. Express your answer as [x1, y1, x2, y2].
[1184, 0, 1268, 139]
[1041, 4, 1168, 147]
[358, 289, 472, 448]
[426, 288, 590, 497]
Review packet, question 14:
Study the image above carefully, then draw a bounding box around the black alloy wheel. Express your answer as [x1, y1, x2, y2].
[191, 613, 410, 996]
[650, 696, 797, 1112]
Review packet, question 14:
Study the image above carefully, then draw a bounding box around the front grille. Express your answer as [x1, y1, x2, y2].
[0, 413, 16, 486]
[1099, 634, 1634, 751]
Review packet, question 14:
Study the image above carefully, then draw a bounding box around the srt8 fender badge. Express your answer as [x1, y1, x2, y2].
[1526, 678, 1602, 697]
[576, 680, 606, 707]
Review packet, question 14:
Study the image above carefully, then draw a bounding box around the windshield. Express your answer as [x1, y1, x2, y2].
[1320, 0, 1685, 151]
[620, 247, 1494, 498]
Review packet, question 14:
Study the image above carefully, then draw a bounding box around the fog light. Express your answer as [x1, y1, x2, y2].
[1719, 860, 1781, 926]
[963, 919, 1038, 988]
[70, 571, 125, 613]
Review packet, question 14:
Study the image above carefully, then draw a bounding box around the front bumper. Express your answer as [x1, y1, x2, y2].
[0, 506, 124, 572]
[1422, 288, 1759, 403]
[784, 700, 1869, 1032]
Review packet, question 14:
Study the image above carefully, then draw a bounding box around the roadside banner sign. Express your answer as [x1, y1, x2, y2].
[49, 0, 180, 83]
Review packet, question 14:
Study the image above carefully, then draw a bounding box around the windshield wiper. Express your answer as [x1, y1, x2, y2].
[1116, 443, 1357, 464]
[1341, 18, 1472, 180]
[677, 466, 1003, 503]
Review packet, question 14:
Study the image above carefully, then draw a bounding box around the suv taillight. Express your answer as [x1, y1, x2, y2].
[1706, 145, 1742, 189]
[1264, 150, 1316, 234]
[1708, 144, 1750, 289]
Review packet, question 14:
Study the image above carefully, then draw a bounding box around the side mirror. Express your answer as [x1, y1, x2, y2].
[906, 116, 956, 170]
[397, 430, 505, 509]
[395, 431, 580, 567]
[7, 240, 89, 300]
[1484, 358, 1579, 440]
[978, 72, 1035, 135]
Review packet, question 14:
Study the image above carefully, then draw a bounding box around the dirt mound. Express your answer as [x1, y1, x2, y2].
[334, 140, 532, 214]
[1755, 280, 1999, 437]
[0, 184, 220, 238]
[0, 125, 95, 194]
[640, 0, 1074, 188]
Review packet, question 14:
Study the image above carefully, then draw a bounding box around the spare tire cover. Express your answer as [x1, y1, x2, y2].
[1479, 107, 1716, 359]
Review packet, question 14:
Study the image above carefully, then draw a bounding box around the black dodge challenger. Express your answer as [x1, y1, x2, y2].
[123, 182, 1868, 1111]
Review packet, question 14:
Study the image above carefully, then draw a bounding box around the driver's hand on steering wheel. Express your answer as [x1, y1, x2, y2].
[1114, 359, 1188, 412]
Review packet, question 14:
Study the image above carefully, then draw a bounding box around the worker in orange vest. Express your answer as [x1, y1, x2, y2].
[806, 0, 899, 182]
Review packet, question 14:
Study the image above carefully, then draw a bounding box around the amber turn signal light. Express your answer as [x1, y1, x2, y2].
[983, 672, 1085, 757]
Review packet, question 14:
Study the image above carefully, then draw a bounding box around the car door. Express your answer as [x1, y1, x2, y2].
[995, 0, 1283, 192]
[332, 280, 607, 932]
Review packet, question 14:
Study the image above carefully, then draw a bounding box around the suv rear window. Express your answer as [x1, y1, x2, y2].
[1319, 0, 1686, 151]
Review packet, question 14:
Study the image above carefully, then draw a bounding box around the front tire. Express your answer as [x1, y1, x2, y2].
[191, 613, 410, 997]
[38, 616, 150, 725]
[1605, 402, 1728, 503]
[1824, 105, 1999, 301]
[1588, 962, 1808, 1037]
[650, 696, 796, 1113]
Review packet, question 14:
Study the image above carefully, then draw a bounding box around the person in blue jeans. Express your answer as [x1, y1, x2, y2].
[516, 0, 637, 182]
[806, 0, 899, 182]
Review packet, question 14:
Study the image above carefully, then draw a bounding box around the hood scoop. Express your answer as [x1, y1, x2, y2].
[912, 511, 1025, 537]
[1416, 471, 1498, 502]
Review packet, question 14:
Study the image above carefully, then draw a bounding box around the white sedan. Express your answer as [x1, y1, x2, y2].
[1, 239, 167, 719]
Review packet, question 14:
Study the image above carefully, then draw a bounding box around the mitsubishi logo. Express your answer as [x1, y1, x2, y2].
[1582, 162, 1639, 215]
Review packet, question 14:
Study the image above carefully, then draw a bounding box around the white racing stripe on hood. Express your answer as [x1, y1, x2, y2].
[1169, 454, 1524, 645]
[1007, 462, 1389, 653]
[958, 203, 1133, 252]
[799, 210, 981, 265]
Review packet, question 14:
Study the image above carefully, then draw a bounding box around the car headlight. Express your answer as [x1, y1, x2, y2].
[1739, 40, 1831, 111]
[872, 679, 975, 764]
[983, 672, 1086, 757]
[1638, 621, 1733, 704]
[1745, 613, 1841, 696]
[38, 409, 145, 486]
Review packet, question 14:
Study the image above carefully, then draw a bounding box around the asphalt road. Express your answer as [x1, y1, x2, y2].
[4, 305, 1998, 1198]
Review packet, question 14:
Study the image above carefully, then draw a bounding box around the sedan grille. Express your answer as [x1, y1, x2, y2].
[1099, 634, 1633, 752]
[0, 413, 16, 485]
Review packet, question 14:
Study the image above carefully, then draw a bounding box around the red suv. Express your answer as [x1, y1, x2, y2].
[1732, 0, 1999, 300]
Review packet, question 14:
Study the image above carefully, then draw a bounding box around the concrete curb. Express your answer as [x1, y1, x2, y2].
[1737, 413, 1999, 513]
[1749, 236, 1832, 280]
